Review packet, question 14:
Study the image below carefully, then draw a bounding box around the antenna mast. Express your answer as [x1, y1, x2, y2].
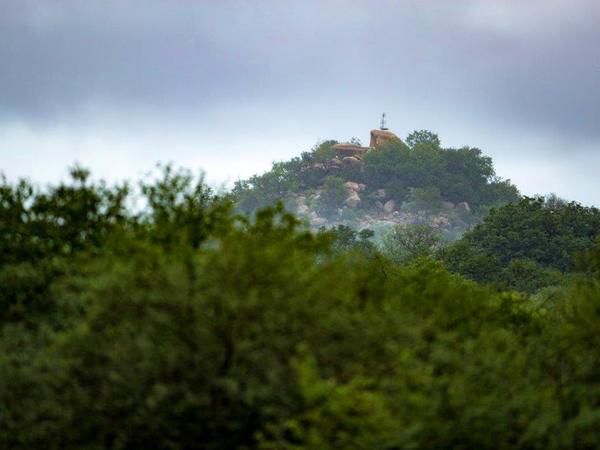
[380, 112, 388, 130]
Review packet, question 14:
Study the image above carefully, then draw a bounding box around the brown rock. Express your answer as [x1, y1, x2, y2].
[457, 202, 471, 213]
[369, 129, 400, 147]
[344, 181, 360, 192]
[345, 192, 361, 208]
[432, 215, 451, 228]
[342, 156, 361, 167]
[383, 199, 396, 213]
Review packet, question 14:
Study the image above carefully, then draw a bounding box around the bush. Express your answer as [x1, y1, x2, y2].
[317, 176, 347, 216]
[443, 197, 600, 292]
[382, 223, 443, 264]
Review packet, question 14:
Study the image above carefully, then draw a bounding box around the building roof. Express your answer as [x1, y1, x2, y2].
[332, 143, 368, 151]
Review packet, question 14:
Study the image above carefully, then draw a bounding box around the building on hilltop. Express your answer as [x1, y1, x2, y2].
[332, 143, 370, 158]
[333, 114, 400, 159]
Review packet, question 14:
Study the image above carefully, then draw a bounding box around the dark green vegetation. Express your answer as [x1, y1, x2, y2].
[444, 196, 600, 293]
[2, 165, 600, 449]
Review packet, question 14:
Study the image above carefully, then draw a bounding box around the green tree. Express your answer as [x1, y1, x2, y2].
[444, 197, 600, 292]
[406, 129, 441, 149]
[309, 140, 337, 163]
[323, 225, 377, 257]
[404, 186, 442, 212]
[317, 176, 346, 215]
[140, 164, 233, 250]
[382, 223, 443, 264]
[0, 166, 129, 323]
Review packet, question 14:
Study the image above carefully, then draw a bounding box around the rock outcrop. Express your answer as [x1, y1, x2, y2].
[383, 199, 396, 213]
[333, 143, 369, 158]
[369, 129, 400, 147]
[344, 181, 362, 208]
[457, 202, 471, 213]
[342, 156, 361, 168]
[344, 192, 361, 208]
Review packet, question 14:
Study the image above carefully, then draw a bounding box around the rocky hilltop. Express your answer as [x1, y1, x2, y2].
[233, 127, 519, 239]
[294, 181, 471, 232]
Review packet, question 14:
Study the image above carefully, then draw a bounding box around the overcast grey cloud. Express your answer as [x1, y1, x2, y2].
[1, 0, 599, 203]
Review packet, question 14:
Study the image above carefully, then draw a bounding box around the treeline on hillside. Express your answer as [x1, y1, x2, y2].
[2, 167, 600, 449]
[443, 196, 600, 293]
[233, 130, 519, 218]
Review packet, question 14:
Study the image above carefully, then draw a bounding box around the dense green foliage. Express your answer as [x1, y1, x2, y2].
[361, 137, 519, 212]
[444, 196, 600, 292]
[233, 131, 519, 217]
[2, 168, 600, 449]
[317, 176, 347, 215]
[382, 223, 444, 264]
[0, 167, 129, 323]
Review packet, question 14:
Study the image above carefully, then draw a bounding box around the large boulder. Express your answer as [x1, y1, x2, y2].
[342, 156, 361, 168]
[374, 189, 387, 200]
[383, 199, 396, 213]
[370, 129, 400, 147]
[457, 201, 471, 213]
[311, 217, 328, 227]
[345, 192, 361, 208]
[296, 196, 309, 215]
[431, 215, 451, 229]
[344, 181, 361, 192]
[297, 203, 310, 215]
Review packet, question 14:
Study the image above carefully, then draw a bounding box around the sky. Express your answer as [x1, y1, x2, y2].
[1, 0, 599, 204]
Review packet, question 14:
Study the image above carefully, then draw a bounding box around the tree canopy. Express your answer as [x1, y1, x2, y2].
[2, 167, 600, 449]
[443, 196, 600, 292]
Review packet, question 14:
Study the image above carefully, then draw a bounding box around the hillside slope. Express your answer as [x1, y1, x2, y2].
[233, 129, 519, 238]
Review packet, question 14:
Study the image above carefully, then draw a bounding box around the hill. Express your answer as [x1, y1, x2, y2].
[232, 128, 519, 239]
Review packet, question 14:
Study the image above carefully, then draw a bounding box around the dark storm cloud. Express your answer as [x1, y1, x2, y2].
[0, 1, 377, 119]
[0, 0, 599, 140]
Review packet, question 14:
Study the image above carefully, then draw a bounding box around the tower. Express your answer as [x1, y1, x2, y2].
[380, 112, 388, 130]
